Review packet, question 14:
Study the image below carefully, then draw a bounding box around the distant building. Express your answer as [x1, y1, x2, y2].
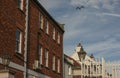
[64, 54, 81, 78]
[0, 0, 64, 78]
[64, 43, 102, 78]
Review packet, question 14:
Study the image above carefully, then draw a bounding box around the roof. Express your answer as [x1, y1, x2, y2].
[90, 54, 94, 59]
[64, 54, 81, 67]
[33, 0, 65, 33]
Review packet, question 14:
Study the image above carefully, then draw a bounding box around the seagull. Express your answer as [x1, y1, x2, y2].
[76, 5, 85, 10]
[76, 0, 89, 10]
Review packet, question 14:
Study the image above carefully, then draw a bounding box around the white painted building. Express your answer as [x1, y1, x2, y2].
[71, 43, 102, 78]
[64, 43, 120, 78]
[64, 54, 81, 78]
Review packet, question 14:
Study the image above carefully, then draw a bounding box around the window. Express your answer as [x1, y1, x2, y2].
[68, 66, 72, 75]
[45, 18, 49, 34]
[16, 29, 22, 53]
[57, 59, 60, 73]
[52, 27, 55, 40]
[45, 49, 48, 67]
[33, 76, 36, 78]
[39, 13, 43, 29]
[52, 56, 55, 71]
[57, 32, 60, 44]
[39, 45, 43, 65]
[17, 0, 23, 10]
[28, 75, 36, 78]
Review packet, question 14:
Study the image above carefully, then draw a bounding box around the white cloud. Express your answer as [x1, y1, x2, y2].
[85, 38, 120, 55]
[38, 0, 64, 10]
[70, 0, 120, 11]
[38, 0, 120, 61]
[64, 44, 75, 55]
[59, 14, 89, 40]
[70, 0, 86, 6]
[102, 13, 120, 17]
[65, 37, 120, 59]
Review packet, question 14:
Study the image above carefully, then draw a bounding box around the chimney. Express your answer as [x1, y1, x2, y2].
[60, 24, 65, 30]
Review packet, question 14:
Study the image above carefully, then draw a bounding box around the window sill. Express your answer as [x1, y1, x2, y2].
[57, 72, 61, 74]
[57, 43, 61, 46]
[39, 27, 43, 30]
[14, 52, 24, 61]
[45, 33, 50, 37]
[52, 38, 56, 43]
[17, 8, 25, 15]
[45, 66, 49, 70]
[40, 64, 43, 67]
[52, 70, 58, 73]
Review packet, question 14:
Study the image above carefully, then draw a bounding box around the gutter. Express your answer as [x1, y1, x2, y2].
[24, 0, 30, 78]
[63, 53, 65, 78]
[34, 0, 65, 33]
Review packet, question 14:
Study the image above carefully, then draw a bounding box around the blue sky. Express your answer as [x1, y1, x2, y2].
[38, 0, 120, 61]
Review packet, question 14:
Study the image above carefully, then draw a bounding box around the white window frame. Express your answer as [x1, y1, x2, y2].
[45, 49, 48, 67]
[16, 29, 22, 53]
[53, 27, 55, 40]
[57, 32, 60, 44]
[39, 45, 43, 65]
[52, 56, 55, 71]
[18, 0, 23, 10]
[57, 59, 60, 73]
[39, 13, 43, 29]
[68, 66, 72, 75]
[45, 18, 49, 34]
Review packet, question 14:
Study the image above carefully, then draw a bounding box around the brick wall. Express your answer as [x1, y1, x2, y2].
[0, 0, 26, 78]
[0, 0, 26, 65]
[28, 0, 64, 78]
[0, 0, 64, 78]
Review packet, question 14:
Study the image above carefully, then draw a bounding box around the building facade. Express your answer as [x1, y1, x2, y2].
[0, 0, 64, 78]
[64, 54, 81, 78]
[64, 43, 102, 78]
[71, 43, 102, 78]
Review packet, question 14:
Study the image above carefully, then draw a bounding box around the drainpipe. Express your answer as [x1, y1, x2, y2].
[24, 0, 30, 78]
[62, 53, 65, 78]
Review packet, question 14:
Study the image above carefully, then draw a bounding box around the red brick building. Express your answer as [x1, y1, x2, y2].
[0, 0, 64, 78]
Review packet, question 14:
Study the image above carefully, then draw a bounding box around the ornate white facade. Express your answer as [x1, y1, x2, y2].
[64, 43, 120, 78]
[70, 43, 102, 78]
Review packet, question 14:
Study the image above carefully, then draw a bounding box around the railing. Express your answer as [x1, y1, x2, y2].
[104, 61, 120, 78]
[80, 57, 120, 78]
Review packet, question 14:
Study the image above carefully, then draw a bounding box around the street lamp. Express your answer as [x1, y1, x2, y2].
[2, 52, 10, 70]
[77, 47, 86, 61]
[77, 46, 86, 78]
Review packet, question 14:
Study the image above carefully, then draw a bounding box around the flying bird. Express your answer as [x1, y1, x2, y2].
[76, 5, 85, 10]
[76, 0, 89, 10]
